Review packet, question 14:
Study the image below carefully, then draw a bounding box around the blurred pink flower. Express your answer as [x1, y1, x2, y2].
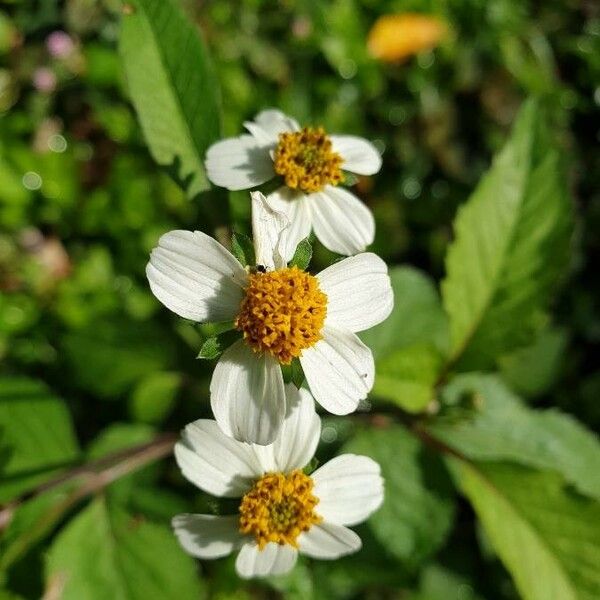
[46, 31, 75, 59]
[32, 67, 57, 93]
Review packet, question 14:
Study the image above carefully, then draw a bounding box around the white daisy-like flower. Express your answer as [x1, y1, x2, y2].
[205, 109, 382, 258]
[146, 192, 393, 445]
[172, 384, 384, 579]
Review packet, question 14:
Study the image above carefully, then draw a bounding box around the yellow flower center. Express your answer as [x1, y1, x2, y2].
[239, 470, 322, 549]
[235, 266, 327, 365]
[273, 126, 344, 193]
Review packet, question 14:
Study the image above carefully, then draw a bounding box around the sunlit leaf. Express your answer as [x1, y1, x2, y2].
[441, 99, 573, 370]
[45, 498, 204, 600]
[453, 461, 600, 600]
[428, 374, 600, 501]
[120, 0, 221, 198]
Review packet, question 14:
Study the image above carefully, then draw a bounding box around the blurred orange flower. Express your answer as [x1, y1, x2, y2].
[367, 14, 447, 62]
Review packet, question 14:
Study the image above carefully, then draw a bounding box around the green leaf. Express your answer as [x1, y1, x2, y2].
[197, 329, 240, 360]
[0, 378, 79, 503]
[281, 359, 305, 388]
[288, 238, 312, 270]
[373, 345, 442, 412]
[119, 0, 221, 198]
[129, 371, 181, 425]
[441, 99, 573, 370]
[45, 498, 204, 600]
[343, 426, 455, 569]
[63, 320, 175, 398]
[452, 461, 600, 600]
[414, 564, 484, 600]
[427, 374, 600, 500]
[498, 326, 568, 397]
[231, 231, 255, 267]
[359, 267, 449, 412]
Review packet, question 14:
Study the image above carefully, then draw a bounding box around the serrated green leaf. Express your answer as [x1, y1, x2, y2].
[441, 99, 573, 370]
[359, 267, 449, 412]
[0, 378, 79, 503]
[452, 461, 600, 600]
[343, 426, 456, 569]
[197, 329, 240, 360]
[45, 498, 204, 600]
[427, 374, 600, 500]
[288, 238, 312, 270]
[231, 231, 255, 267]
[119, 0, 220, 199]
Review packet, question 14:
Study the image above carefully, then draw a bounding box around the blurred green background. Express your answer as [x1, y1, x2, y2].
[0, 0, 599, 598]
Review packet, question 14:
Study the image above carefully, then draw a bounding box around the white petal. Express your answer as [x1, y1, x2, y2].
[235, 542, 298, 579]
[297, 522, 362, 559]
[318, 253, 393, 332]
[266, 187, 313, 262]
[310, 186, 375, 256]
[146, 230, 246, 322]
[172, 514, 242, 559]
[300, 326, 374, 415]
[254, 109, 300, 136]
[312, 454, 384, 526]
[205, 135, 274, 191]
[251, 191, 289, 270]
[271, 385, 320, 472]
[211, 340, 286, 445]
[330, 135, 382, 175]
[243, 122, 278, 146]
[174, 420, 261, 497]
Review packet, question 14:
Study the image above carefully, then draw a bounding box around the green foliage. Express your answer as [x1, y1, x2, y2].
[0, 378, 79, 503]
[452, 461, 600, 600]
[0, 0, 597, 597]
[197, 329, 239, 360]
[289, 238, 313, 271]
[498, 326, 568, 398]
[45, 498, 204, 600]
[441, 100, 573, 371]
[119, 0, 221, 199]
[343, 426, 456, 569]
[360, 267, 448, 412]
[230, 231, 255, 267]
[63, 320, 176, 398]
[129, 371, 181, 425]
[427, 374, 600, 501]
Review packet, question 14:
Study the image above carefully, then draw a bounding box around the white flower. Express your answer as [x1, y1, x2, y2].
[146, 192, 393, 445]
[205, 109, 382, 258]
[172, 385, 384, 579]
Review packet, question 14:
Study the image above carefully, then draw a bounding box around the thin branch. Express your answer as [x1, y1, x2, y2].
[0, 433, 176, 569]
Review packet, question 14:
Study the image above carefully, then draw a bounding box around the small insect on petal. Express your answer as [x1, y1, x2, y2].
[367, 13, 448, 63]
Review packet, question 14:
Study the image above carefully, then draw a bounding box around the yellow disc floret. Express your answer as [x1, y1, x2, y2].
[273, 126, 344, 193]
[235, 266, 327, 365]
[239, 470, 322, 549]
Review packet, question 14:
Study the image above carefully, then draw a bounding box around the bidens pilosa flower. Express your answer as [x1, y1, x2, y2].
[146, 192, 393, 445]
[172, 385, 384, 579]
[205, 110, 382, 258]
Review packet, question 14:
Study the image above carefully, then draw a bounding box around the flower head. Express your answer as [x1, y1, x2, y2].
[172, 385, 384, 579]
[46, 31, 75, 59]
[205, 110, 382, 258]
[146, 192, 393, 445]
